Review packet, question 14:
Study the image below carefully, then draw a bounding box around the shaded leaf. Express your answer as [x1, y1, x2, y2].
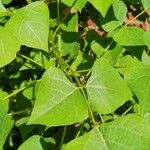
[28, 67, 88, 126]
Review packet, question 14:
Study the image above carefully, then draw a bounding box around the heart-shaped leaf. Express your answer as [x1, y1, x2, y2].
[28, 67, 88, 126]
[65, 114, 150, 150]
[113, 27, 145, 46]
[88, 0, 113, 17]
[18, 135, 47, 150]
[86, 59, 132, 114]
[125, 61, 150, 115]
[5, 1, 49, 51]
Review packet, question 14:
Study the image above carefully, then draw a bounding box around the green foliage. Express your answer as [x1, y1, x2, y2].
[5, 1, 49, 51]
[0, 0, 150, 149]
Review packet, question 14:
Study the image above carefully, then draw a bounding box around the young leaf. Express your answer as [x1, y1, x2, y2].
[141, 0, 150, 9]
[86, 59, 132, 114]
[88, 0, 113, 17]
[0, 116, 14, 149]
[113, 27, 145, 46]
[125, 61, 150, 115]
[5, 1, 49, 51]
[28, 67, 88, 126]
[18, 135, 47, 150]
[65, 114, 150, 150]
[0, 26, 20, 68]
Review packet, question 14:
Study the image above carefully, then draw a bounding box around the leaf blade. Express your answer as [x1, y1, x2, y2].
[86, 59, 132, 114]
[28, 67, 88, 126]
[5, 1, 49, 51]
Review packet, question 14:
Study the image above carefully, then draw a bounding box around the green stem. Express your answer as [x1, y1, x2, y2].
[17, 53, 46, 70]
[7, 108, 32, 116]
[2, 80, 40, 101]
[59, 126, 67, 150]
[123, 10, 146, 28]
[52, 0, 77, 39]
[121, 105, 133, 117]
[58, 57, 96, 125]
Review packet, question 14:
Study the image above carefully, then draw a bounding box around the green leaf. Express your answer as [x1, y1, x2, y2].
[61, 13, 78, 32]
[64, 127, 108, 150]
[61, 31, 80, 57]
[102, 20, 121, 32]
[142, 51, 150, 66]
[88, 0, 113, 17]
[113, 0, 127, 22]
[86, 59, 132, 114]
[0, 90, 9, 117]
[1, 0, 12, 5]
[125, 61, 150, 115]
[28, 67, 88, 126]
[5, 1, 49, 51]
[0, 116, 14, 149]
[91, 40, 105, 57]
[141, 0, 150, 9]
[113, 27, 145, 46]
[143, 30, 150, 48]
[0, 1, 7, 17]
[99, 114, 150, 149]
[0, 26, 20, 68]
[65, 114, 150, 150]
[61, 0, 87, 11]
[18, 135, 47, 150]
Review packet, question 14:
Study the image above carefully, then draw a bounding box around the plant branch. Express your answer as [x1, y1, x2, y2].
[59, 126, 67, 150]
[123, 10, 146, 28]
[2, 80, 40, 101]
[17, 53, 46, 70]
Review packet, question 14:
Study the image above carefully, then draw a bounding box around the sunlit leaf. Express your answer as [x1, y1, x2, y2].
[88, 0, 113, 17]
[86, 59, 132, 114]
[61, 0, 87, 11]
[143, 30, 150, 48]
[113, 0, 127, 22]
[113, 27, 145, 46]
[5, 1, 49, 51]
[125, 61, 150, 115]
[0, 116, 14, 149]
[141, 0, 150, 9]
[18, 135, 47, 150]
[0, 26, 20, 68]
[65, 114, 150, 150]
[28, 67, 88, 126]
